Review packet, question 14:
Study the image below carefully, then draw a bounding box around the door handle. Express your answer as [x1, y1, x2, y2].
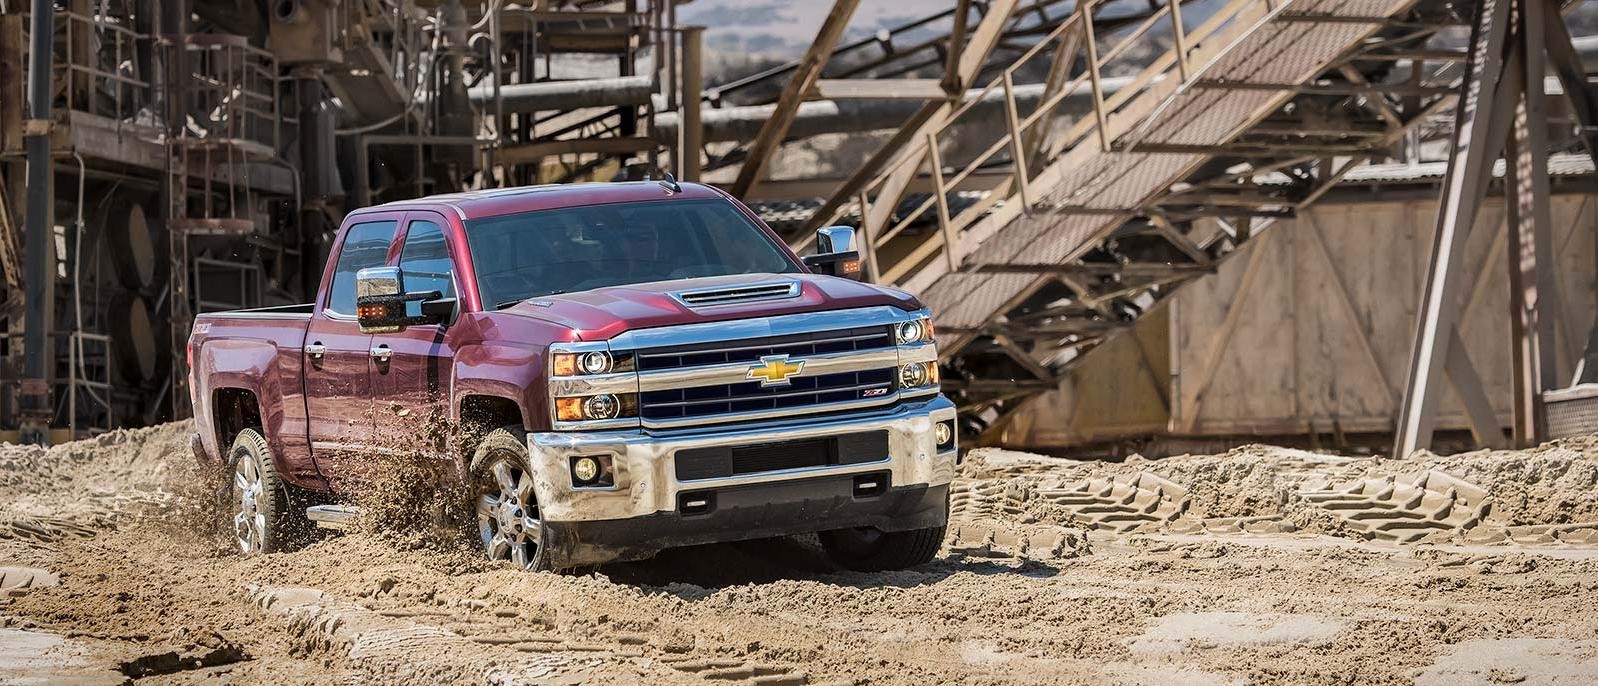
[305, 342, 327, 360]
[370, 345, 392, 363]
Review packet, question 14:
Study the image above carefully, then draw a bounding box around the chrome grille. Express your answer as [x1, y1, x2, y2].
[634, 325, 893, 371]
[633, 324, 900, 423]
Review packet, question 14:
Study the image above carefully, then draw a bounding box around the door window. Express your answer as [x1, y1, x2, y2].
[398, 220, 456, 299]
[325, 220, 398, 316]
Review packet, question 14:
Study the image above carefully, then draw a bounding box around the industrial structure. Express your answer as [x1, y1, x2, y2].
[1, 0, 1595, 456]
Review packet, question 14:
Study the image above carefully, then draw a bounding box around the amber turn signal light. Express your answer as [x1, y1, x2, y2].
[555, 397, 584, 421]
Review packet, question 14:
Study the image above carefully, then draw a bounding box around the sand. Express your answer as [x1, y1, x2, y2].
[2, 423, 1597, 684]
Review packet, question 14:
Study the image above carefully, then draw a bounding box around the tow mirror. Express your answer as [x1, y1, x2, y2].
[355, 266, 450, 333]
[801, 226, 863, 281]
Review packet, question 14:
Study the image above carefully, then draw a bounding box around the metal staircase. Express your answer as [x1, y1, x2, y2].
[810, 0, 1470, 439]
[164, 35, 283, 418]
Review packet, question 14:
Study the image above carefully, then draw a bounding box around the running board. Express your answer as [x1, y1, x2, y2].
[306, 504, 360, 531]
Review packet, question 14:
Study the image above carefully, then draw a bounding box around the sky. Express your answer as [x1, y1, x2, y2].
[677, 0, 961, 59]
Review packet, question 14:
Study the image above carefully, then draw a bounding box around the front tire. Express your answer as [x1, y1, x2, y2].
[469, 427, 556, 571]
[820, 525, 946, 572]
[229, 428, 302, 554]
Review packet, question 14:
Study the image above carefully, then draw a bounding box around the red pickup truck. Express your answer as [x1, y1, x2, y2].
[187, 181, 957, 571]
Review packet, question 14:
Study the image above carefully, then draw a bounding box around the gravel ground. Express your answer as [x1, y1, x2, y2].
[2, 423, 1597, 685]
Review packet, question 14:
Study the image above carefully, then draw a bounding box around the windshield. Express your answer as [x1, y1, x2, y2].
[465, 198, 800, 308]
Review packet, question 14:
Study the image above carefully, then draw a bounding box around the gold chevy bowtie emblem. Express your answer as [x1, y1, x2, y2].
[747, 354, 805, 386]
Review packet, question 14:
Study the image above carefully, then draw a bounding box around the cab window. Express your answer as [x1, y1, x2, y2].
[326, 220, 398, 315]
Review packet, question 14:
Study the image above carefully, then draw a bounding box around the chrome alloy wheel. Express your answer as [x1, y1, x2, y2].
[476, 459, 542, 568]
[233, 451, 267, 554]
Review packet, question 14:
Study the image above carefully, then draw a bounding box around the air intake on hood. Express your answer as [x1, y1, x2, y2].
[673, 280, 800, 307]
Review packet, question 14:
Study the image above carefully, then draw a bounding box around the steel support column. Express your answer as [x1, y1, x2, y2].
[1394, 0, 1581, 456]
[680, 26, 704, 182]
[19, 0, 57, 443]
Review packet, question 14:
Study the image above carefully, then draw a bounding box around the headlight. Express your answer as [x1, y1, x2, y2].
[552, 349, 631, 376]
[896, 320, 923, 344]
[555, 393, 637, 422]
[579, 351, 612, 375]
[899, 362, 930, 388]
[583, 393, 619, 420]
[896, 317, 934, 344]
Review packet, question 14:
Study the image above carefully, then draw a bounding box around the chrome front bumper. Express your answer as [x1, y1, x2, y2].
[526, 395, 957, 523]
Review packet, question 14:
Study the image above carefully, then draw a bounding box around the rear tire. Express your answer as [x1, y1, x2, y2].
[819, 525, 946, 572]
[469, 427, 557, 572]
[229, 428, 307, 554]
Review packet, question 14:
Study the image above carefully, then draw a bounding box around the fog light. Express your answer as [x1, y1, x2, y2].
[935, 421, 952, 446]
[572, 456, 600, 483]
[899, 362, 930, 388]
[579, 351, 613, 375]
[583, 393, 620, 420]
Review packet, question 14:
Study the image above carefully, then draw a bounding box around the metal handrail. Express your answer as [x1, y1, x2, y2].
[854, 0, 1270, 286]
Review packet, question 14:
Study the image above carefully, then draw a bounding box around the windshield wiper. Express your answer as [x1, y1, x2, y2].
[496, 291, 564, 310]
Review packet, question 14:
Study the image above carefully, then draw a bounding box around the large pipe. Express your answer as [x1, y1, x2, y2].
[651, 77, 1135, 145]
[466, 75, 655, 112]
[651, 36, 1598, 147]
[20, 0, 55, 440]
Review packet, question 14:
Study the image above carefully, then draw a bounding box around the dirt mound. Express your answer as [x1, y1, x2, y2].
[1410, 440, 1598, 525]
[3, 426, 1598, 684]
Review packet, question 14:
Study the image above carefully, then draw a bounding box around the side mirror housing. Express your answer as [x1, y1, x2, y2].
[801, 226, 863, 281]
[355, 266, 447, 333]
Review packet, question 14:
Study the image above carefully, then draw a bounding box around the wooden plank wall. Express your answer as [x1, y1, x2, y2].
[1005, 194, 1598, 448]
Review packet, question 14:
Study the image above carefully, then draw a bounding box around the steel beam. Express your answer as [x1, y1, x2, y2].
[729, 0, 861, 199]
[1394, 0, 1514, 458]
[1445, 328, 1508, 448]
[1509, 0, 1560, 441]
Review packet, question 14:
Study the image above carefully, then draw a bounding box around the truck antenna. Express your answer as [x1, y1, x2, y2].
[659, 172, 682, 194]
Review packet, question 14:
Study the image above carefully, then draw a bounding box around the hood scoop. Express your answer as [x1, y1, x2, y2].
[672, 280, 800, 308]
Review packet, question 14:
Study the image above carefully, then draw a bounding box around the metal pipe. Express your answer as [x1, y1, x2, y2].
[464, 75, 656, 112]
[20, 0, 56, 441]
[651, 77, 1133, 144]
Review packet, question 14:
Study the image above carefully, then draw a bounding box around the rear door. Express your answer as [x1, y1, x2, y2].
[368, 211, 462, 451]
[304, 213, 403, 486]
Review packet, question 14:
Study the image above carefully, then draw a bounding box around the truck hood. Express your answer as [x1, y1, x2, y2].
[499, 273, 921, 340]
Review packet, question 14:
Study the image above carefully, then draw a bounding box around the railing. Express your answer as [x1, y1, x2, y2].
[176, 33, 282, 153]
[45, 11, 151, 121]
[829, 0, 1274, 288]
[67, 332, 113, 436]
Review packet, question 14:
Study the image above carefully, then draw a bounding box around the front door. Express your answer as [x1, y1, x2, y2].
[369, 213, 461, 454]
[304, 216, 401, 488]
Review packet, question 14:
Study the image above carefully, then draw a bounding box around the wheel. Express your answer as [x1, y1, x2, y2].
[819, 525, 947, 572]
[229, 428, 303, 554]
[469, 427, 556, 571]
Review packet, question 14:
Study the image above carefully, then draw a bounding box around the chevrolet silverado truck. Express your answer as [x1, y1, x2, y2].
[187, 181, 958, 571]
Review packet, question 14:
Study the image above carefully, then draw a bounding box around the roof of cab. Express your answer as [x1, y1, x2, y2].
[353, 181, 727, 221]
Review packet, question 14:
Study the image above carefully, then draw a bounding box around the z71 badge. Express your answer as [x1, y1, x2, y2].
[862, 387, 889, 397]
